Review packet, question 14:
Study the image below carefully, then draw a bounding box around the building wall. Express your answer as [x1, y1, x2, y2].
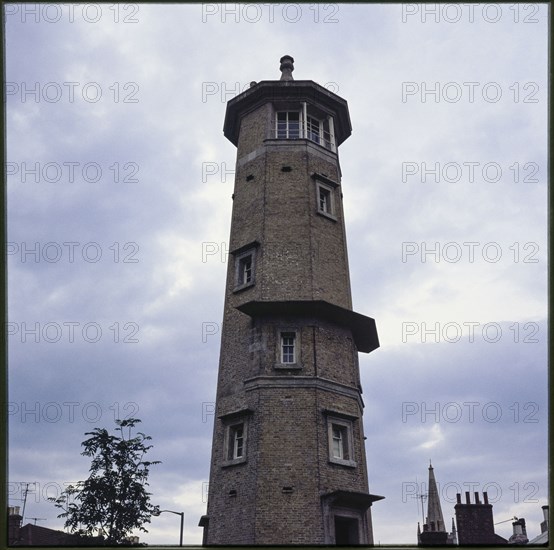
[205, 82, 375, 544]
[231, 142, 352, 308]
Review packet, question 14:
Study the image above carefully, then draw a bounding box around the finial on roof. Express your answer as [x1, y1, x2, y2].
[280, 55, 294, 81]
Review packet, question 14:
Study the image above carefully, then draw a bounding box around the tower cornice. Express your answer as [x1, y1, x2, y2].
[236, 299, 379, 353]
[223, 80, 352, 147]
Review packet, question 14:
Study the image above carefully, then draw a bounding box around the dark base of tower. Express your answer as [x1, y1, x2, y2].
[200, 490, 384, 546]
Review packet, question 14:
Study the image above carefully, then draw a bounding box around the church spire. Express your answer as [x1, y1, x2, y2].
[450, 517, 458, 545]
[418, 463, 454, 546]
[426, 462, 446, 532]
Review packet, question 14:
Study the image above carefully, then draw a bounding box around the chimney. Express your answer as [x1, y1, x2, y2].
[279, 55, 294, 81]
[8, 506, 23, 545]
[510, 518, 529, 544]
[512, 519, 527, 536]
[455, 489, 506, 545]
[541, 505, 549, 533]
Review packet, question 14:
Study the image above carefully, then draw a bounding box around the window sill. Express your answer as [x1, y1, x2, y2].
[222, 457, 247, 468]
[274, 363, 303, 370]
[233, 281, 255, 293]
[317, 210, 337, 222]
[329, 458, 357, 468]
[264, 138, 336, 154]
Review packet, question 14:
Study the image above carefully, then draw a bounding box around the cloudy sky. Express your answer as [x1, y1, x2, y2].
[6, 3, 548, 545]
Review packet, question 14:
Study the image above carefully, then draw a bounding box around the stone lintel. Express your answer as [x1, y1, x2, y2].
[322, 408, 359, 421]
[229, 240, 260, 256]
[311, 172, 340, 188]
[217, 407, 254, 420]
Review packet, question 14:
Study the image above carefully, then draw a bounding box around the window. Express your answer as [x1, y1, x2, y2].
[275, 105, 336, 151]
[307, 115, 334, 150]
[327, 416, 356, 467]
[220, 409, 252, 466]
[281, 332, 296, 364]
[275, 328, 302, 369]
[228, 423, 244, 460]
[322, 118, 333, 150]
[233, 244, 258, 291]
[238, 255, 252, 285]
[277, 112, 300, 139]
[319, 186, 332, 214]
[332, 424, 347, 460]
[223, 420, 247, 465]
[307, 115, 320, 143]
[316, 181, 336, 219]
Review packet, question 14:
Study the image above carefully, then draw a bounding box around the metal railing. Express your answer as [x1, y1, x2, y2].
[275, 121, 335, 151]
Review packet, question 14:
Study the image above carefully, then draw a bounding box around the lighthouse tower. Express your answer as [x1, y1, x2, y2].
[199, 56, 383, 545]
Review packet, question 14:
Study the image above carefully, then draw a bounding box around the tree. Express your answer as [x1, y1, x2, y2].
[50, 418, 161, 545]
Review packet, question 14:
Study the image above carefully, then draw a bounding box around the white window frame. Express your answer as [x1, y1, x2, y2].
[276, 111, 302, 139]
[331, 424, 346, 459]
[307, 115, 321, 143]
[315, 180, 337, 220]
[223, 419, 248, 466]
[327, 417, 357, 467]
[275, 328, 302, 369]
[280, 331, 296, 364]
[305, 106, 336, 152]
[234, 248, 256, 291]
[228, 423, 244, 460]
[275, 104, 336, 152]
[318, 185, 332, 214]
[239, 255, 252, 285]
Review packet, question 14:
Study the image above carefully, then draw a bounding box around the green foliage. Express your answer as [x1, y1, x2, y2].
[50, 418, 161, 545]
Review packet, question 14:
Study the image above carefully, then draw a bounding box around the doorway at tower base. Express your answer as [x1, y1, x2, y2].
[322, 490, 385, 545]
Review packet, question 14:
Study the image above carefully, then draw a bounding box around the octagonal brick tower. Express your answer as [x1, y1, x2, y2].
[199, 56, 383, 545]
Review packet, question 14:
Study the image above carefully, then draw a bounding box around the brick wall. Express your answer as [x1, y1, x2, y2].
[204, 80, 377, 545]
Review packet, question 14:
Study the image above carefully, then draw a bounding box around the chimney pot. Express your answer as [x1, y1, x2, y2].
[456, 493, 461, 504]
[483, 492, 489, 504]
[465, 491, 470, 504]
[279, 55, 294, 81]
[475, 492, 480, 504]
